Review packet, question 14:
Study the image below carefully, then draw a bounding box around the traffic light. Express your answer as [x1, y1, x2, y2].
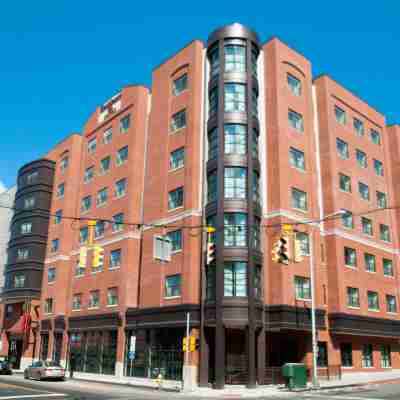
[92, 245, 104, 268]
[271, 239, 281, 262]
[79, 246, 87, 268]
[207, 242, 216, 264]
[182, 337, 187, 352]
[271, 235, 291, 264]
[293, 233, 303, 263]
[189, 336, 199, 352]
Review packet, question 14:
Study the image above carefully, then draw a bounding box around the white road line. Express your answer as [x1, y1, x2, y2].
[0, 394, 67, 399]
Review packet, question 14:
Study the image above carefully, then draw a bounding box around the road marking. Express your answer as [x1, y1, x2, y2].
[0, 382, 52, 393]
[0, 394, 66, 399]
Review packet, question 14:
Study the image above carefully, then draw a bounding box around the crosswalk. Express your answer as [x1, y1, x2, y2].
[0, 381, 67, 400]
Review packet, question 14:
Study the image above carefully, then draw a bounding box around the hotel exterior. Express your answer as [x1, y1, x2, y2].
[2, 23, 400, 389]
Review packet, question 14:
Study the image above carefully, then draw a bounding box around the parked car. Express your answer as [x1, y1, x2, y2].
[0, 359, 12, 375]
[24, 361, 65, 381]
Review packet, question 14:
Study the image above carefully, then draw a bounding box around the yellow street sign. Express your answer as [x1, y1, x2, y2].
[206, 226, 216, 233]
[282, 224, 293, 233]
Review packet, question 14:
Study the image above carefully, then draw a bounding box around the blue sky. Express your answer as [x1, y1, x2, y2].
[0, 2, 399, 188]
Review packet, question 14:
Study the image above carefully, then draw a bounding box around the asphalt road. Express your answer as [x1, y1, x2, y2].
[1, 374, 400, 399]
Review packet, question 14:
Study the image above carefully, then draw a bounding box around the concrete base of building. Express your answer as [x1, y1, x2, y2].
[182, 365, 198, 391]
[114, 361, 124, 378]
[19, 357, 32, 371]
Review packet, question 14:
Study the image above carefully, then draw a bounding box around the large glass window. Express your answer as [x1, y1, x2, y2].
[344, 247, 357, 267]
[252, 128, 259, 159]
[287, 73, 301, 96]
[44, 298, 53, 314]
[341, 210, 353, 229]
[254, 265, 262, 298]
[224, 83, 246, 113]
[24, 196, 35, 209]
[252, 171, 260, 204]
[72, 294, 82, 310]
[362, 344, 373, 368]
[339, 173, 351, 192]
[381, 345, 391, 368]
[116, 146, 128, 166]
[170, 147, 185, 170]
[251, 87, 258, 117]
[296, 232, 310, 255]
[370, 129, 381, 145]
[165, 275, 181, 297]
[367, 291, 379, 311]
[167, 230, 182, 252]
[362, 217, 373, 236]
[294, 276, 311, 300]
[100, 156, 111, 175]
[168, 187, 184, 210]
[359, 182, 370, 201]
[88, 137, 97, 154]
[207, 170, 217, 203]
[364, 253, 376, 272]
[383, 259, 394, 277]
[347, 287, 360, 307]
[115, 178, 127, 198]
[289, 147, 305, 171]
[107, 288, 119, 306]
[81, 196, 92, 213]
[224, 167, 246, 199]
[120, 115, 131, 133]
[80, 227, 88, 244]
[386, 295, 397, 313]
[335, 105, 346, 125]
[54, 210, 62, 224]
[209, 45, 219, 76]
[251, 46, 258, 77]
[112, 213, 124, 232]
[336, 138, 349, 159]
[377, 191, 387, 209]
[374, 159, 384, 176]
[89, 290, 100, 308]
[208, 128, 218, 160]
[209, 86, 218, 116]
[252, 217, 261, 250]
[21, 222, 32, 235]
[353, 118, 364, 136]
[225, 124, 246, 155]
[172, 74, 188, 96]
[97, 187, 108, 206]
[340, 343, 353, 367]
[94, 220, 105, 238]
[224, 213, 247, 247]
[356, 149, 367, 168]
[224, 261, 247, 297]
[380, 224, 391, 242]
[288, 110, 304, 132]
[224, 44, 246, 73]
[14, 273, 25, 288]
[51, 239, 59, 253]
[47, 267, 56, 283]
[291, 188, 307, 211]
[110, 249, 122, 269]
[170, 109, 186, 132]
[317, 342, 328, 368]
[103, 127, 112, 144]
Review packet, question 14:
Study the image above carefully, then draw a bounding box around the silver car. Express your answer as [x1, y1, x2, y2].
[24, 360, 65, 380]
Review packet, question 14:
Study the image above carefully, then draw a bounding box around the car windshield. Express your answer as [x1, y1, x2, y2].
[44, 361, 61, 367]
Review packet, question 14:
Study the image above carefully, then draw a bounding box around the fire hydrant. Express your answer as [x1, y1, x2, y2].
[155, 373, 163, 390]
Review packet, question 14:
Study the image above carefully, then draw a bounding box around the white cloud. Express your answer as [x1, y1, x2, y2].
[0, 181, 7, 194]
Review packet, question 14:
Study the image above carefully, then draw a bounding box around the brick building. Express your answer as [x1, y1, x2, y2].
[2, 23, 400, 389]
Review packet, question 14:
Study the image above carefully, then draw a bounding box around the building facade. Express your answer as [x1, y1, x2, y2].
[2, 23, 400, 388]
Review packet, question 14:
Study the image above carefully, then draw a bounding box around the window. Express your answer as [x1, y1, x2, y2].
[112, 213, 124, 232]
[386, 295, 397, 313]
[103, 127, 112, 144]
[364, 253, 376, 272]
[252, 128, 259, 159]
[165, 275, 181, 298]
[94, 220, 105, 238]
[14, 273, 25, 288]
[353, 118, 364, 136]
[75, 261, 84, 277]
[80, 227, 88, 244]
[356, 149, 367, 168]
[377, 191, 387, 209]
[224, 261, 247, 297]
[339, 173, 351, 192]
[294, 276, 311, 300]
[57, 183, 65, 198]
[224, 44, 246, 73]
[206, 265, 216, 300]
[362, 344, 373, 368]
[224, 83, 246, 113]
[170, 109, 186, 132]
[336, 138, 349, 159]
[153, 236, 172, 262]
[381, 345, 391, 368]
[207, 170, 217, 203]
[115, 178, 127, 198]
[317, 342, 328, 368]
[84, 166, 94, 184]
[224, 213, 247, 247]
[296, 232, 310, 256]
[208, 127, 218, 159]
[172, 73, 188, 96]
[367, 291, 379, 311]
[54, 210, 62, 224]
[170, 147, 185, 170]
[81, 196, 92, 213]
[21, 222, 32, 235]
[168, 187, 184, 210]
[60, 156, 69, 173]
[100, 156, 111, 175]
[341, 210, 353, 229]
[251, 87, 258, 117]
[287, 73, 301, 96]
[44, 298, 53, 314]
[380, 224, 391, 242]
[17, 248, 29, 260]
[26, 171, 39, 184]
[209, 86, 218, 116]
[166, 230, 182, 252]
[107, 288, 118, 306]
[362, 217, 373, 236]
[251, 46, 258, 77]
[335, 105, 346, 125]
[383, 259, 394, 277]
[358, 182, 370, 201]
[89, 291, 100, 308]
[96, 187, 108, 206]
[110, 249, 122, 269]
[253, 171, 260, 204]
[225, 124, 246, 155]
[254, 265, 262, 298]
[51, 239, 59, 253]
[288, 110, 304, 132]
[47, 267, 56, 283]
[116, 146, 128, 166]
[224, 167, 246, 199]
[344, 247, 357, 267]
[373, 159, 384, 176]
[24, 196, 35, 209]
[370, 129, 381, 145]
[291, 188, 307, 211]
[252, 217, 261, 250]
[120, 114, 131, 133]
[209, 45, 219, 76]
[289, 147, 305, 171]
[87, 137, 97, 154]
[347, 287, 360, 308]
[72, 294, 82, 311]
[341, 343, 353, 367]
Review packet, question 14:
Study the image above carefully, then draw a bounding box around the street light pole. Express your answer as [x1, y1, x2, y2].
[309, 210, 345, 390]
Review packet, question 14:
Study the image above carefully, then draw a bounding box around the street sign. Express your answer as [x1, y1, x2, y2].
[128, 351, 136, 360]
[129, 335, 136, 353]
[282, 224, 293, 233]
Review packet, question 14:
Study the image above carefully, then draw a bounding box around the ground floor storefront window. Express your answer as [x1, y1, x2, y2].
[124, 328, 183, 380]
[40, 334, 49, 361]
[381, 345, 391, 368]
[69, 330, 117, 375]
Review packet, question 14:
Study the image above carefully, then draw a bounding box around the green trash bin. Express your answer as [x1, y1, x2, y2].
[282, 363, 307, 390]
